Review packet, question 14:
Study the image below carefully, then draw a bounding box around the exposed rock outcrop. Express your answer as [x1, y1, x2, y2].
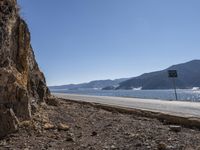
[0, 0, 50, 138]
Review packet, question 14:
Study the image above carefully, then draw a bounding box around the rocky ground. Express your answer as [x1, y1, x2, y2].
[1, 98, 200, 150]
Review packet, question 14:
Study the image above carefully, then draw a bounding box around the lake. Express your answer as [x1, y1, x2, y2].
[51, 89, 200, 102]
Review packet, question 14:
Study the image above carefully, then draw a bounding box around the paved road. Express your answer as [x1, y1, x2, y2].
[54, 93, 200, 118]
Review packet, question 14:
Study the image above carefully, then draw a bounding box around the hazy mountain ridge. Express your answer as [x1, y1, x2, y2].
[50, 60, 200, 90]
[49, 78, 129, 90]
[116, 60, 200, 90]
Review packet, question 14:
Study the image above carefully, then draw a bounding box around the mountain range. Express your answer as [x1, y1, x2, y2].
[117, 60, 200, 90]
[49, 78, 128, 90]
[49, 60, 200, 90]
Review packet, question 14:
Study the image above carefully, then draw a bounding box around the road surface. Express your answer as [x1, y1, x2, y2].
[54, 93, 200, 118]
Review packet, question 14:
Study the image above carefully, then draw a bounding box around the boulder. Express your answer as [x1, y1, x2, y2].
[57, 123, 70, 131]
[44, 123, 55, 130]
[0, 105, 19, 138]
[0, 0, 50, 138]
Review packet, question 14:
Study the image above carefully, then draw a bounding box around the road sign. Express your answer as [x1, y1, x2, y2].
[168, 70, 178, 100]
[168, 70, 178, 78]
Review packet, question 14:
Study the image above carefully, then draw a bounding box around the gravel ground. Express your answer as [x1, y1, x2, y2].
[1, 98, 200, 150]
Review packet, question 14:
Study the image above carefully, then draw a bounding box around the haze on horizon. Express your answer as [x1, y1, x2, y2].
[18, 0, 200, 86]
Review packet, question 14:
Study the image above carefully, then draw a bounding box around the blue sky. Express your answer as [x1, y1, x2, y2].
[18, 0, 200, 86]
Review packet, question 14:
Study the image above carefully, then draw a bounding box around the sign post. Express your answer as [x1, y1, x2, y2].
[168, 70, 178, 100]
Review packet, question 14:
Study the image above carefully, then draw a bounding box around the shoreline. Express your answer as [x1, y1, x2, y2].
[50, 88, 200, 102]
[54, 93, 200, 129]
[53, 93, 200, 116]
[61, 98, 200, 130]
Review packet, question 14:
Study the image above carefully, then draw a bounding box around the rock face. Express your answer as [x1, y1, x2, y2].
[0, 0, 50, 138]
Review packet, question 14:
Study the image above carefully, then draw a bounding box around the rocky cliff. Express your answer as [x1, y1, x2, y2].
[0, 0, 50, 138]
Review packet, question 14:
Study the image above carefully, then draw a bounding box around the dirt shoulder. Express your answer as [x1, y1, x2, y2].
[1, 98, 200, 150]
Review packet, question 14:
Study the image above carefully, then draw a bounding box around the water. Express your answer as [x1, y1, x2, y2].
[51, 89, 200, 102]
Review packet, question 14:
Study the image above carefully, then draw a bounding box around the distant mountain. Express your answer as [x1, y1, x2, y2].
[49, 78, 128, 90]
[50, 60, 200, 91]
[116, 60, 200, 90]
